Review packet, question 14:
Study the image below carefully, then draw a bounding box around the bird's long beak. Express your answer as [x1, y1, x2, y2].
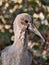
[28, 23, 45, 43]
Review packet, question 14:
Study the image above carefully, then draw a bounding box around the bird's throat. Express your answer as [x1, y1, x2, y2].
[13, 30, 28, 50]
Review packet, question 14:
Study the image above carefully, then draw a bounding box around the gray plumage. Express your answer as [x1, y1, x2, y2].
[1, 13, 33, 65]
[0, 13, 45, 65]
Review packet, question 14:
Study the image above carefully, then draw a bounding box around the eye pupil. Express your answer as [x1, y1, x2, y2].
[25, 20, 28, 23]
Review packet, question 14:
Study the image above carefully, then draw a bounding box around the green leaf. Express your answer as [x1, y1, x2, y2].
[41, 0, 49, 6]
[33, 45, 39, 50]
[39, 24, 47, 32]
[40, 57, 47, 63]
[33, 35, 40, 41]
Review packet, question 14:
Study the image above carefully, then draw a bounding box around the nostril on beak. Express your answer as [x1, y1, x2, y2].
[28, 23, 33, 31]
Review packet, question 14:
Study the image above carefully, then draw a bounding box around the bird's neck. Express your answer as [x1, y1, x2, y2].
[12, 29, 29, 65]
[13, 29, 28, 49]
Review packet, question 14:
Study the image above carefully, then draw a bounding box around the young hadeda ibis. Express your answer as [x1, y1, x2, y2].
[1, 13, 45, 65]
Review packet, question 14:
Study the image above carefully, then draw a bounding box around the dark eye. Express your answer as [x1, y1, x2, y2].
[25, 20, 28, 23]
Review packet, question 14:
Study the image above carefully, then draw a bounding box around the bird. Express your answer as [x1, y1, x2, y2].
[0, 13, 45, 65]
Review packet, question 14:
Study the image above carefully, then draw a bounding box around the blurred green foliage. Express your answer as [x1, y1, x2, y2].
[0, 0, 49, 64]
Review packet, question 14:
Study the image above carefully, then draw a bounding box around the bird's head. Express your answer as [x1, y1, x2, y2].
[13, 13, 45, 42]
